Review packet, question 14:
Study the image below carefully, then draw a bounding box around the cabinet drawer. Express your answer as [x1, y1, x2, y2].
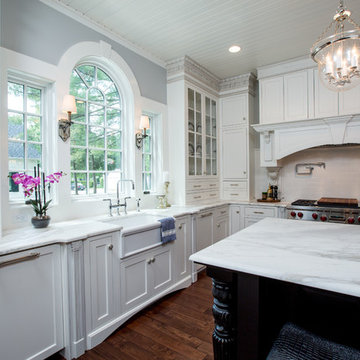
[244, 206, 276, 218]
[187, 181, 218, 192]
[186, 192, 207, 203]
[223, 189, 248, 200]
[215, 206, 229, 218]
[223, 181, 247, 190]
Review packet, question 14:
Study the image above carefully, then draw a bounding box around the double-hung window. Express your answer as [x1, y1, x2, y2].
[142, 115, 153, 192]
[8, 80, 43, 199]
[69, 64, 123, 195]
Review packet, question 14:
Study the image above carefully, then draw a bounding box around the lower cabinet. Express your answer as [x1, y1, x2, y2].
[84, 231, 120, 349]
[120, 244, 172, 314]
[230, 205, 244, 234]
[0, 244, 63, 360]
[213, 206, 229, 243]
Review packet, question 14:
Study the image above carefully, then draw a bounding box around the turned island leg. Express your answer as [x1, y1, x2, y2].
[207, 268, 236, 360]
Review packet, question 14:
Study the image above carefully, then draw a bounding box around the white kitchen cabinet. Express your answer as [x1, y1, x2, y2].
[0, 245, 63, 360]
[173, 216, 192, 283]
[84, 231, 120, 348]
[194, 209, 214, 273]
[284, 70, 309, 121]
[260, 75, 284, 124]
[339, 85, 360, 115]
[222, 127, 247, 180]
[120, 244, 172, 313]
[314, 69, 339, 118]
[244, 205, 277, 228]
[230, 205, 244, 234]
[168, 57, 220, 205]
[213, 206, 229, 243]
[221, 94, 248, 127]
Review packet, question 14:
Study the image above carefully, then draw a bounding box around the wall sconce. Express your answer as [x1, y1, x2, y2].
[135, 115, 150, 150]
[58, 95, 77, 142]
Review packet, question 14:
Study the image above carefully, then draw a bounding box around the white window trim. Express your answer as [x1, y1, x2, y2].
[7, 71, 55, 204]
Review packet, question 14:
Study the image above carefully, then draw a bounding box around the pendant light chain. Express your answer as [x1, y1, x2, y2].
[311, 19, 336, 49]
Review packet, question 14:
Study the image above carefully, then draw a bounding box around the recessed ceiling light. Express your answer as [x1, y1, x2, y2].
[229, 45, 241, 53]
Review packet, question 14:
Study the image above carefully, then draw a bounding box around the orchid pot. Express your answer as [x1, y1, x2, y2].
[11, 166, 63, 228]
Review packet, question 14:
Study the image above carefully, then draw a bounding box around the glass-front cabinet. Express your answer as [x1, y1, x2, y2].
[187, 87, 217, 177]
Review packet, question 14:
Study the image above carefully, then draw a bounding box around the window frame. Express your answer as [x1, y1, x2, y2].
[69, 63, 124, 197]
[7, 77, 45, 202]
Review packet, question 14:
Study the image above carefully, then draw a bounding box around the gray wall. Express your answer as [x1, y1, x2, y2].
[0, 0, 167, 104]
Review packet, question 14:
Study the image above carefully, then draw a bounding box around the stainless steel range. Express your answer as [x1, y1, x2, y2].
[286, 198, 360, 225]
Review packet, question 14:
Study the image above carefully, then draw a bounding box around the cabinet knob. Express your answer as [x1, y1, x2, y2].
[243, 117, 246, 120]
[151, 257, 155, 263]
[236, 211, 240, 214]
[243, 171, 247, 174]
[217, 223, 220, 228]
[147, 259, 152, 264]
[178, 224, 183, 230]
[108, 244, 113, 250]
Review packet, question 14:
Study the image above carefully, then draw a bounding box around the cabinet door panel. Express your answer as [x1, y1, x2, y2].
[0, 245, 63, 360]
[196, 213, 213, 251]
[260, 76, 284, 124]
[174, 218, 190, 280]
[284, 70, 308, 121]
[221, 94, 248, 127]
[230, 206, 243, 234]
[222, 128, 247, 180]
[121, 256, 149, 312]
[339, 86, 360, 115]
[214, 217, 229, 243]
[314, 69, 338, 118]
[152, 247, 172, 292]
[88, 235, 114, 330]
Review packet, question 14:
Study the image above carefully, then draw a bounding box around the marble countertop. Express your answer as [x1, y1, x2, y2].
[190, 218, 360, 298]
[0, 200, 288, 256]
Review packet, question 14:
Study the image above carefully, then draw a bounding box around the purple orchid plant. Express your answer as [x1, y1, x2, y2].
[11, 166, 63, 218]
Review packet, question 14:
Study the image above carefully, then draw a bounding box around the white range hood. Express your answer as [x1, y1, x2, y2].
[252, 114, 360, 167]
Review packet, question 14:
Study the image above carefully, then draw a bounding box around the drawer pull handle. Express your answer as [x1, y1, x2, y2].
[230, 193, 239, 196]
[210, 193, 217, 197]
[209, 184, 216, 187]
[0, 252, 40, 268]
[254, 211, 264, 214]
[230, 184, 238, 187]
[220, 210, 227, 214]
[108, 244, 113, 250]
[200, 212, 213, 218]
[193, 185, 201, 188]
[194, 196, 201, 199]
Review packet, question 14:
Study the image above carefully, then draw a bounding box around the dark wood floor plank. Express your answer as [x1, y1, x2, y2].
[47, 272, 214, 360]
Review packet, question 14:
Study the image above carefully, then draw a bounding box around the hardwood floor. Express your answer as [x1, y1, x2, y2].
[49, 272, 214, 360]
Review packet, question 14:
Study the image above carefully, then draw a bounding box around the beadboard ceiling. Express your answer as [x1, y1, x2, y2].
[47, 0, 360, 78]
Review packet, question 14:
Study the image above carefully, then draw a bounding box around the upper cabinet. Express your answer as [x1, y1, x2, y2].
[221, 93, 248, 127]
[187, 88, 217, 177]
[167, 56, 220, 205]
[258, 57, 360, 126]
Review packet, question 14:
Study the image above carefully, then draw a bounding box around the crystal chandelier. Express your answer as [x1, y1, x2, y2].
[311, 0, 360, 91]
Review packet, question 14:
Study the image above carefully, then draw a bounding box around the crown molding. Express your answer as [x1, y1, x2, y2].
[219, 73, 257, 96]
[39, 0, 166, 68]
[167, 56, 220, 92]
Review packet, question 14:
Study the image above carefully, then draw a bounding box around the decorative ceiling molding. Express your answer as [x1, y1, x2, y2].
[167, 56, 220, 92]
[219, 73, 257, 96]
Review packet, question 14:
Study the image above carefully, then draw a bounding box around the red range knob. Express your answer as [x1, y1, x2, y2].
[348, 217, 355, 224]
[297, 212, 303, 218]
[320, 215, 327, 222]
[358, 217, 360, 223]
[312, 213, 318, 220]
[290, 211, 296, 218]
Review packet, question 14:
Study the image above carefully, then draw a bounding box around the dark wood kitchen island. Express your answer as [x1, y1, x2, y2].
[190, 218, 360, 360]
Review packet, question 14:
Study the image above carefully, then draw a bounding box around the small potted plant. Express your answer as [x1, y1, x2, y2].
[11, 165, 63, 228]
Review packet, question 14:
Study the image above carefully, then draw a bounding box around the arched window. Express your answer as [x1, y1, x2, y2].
[69, 64, 123, 195]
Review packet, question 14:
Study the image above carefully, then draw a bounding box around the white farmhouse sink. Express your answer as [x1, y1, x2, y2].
[100, 213, 165, 258]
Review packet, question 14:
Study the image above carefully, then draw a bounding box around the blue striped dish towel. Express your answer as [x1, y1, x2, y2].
[158, 217, 176, 244]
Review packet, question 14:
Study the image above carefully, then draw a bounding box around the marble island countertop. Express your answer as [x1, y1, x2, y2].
[190, 218, 360, 298]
